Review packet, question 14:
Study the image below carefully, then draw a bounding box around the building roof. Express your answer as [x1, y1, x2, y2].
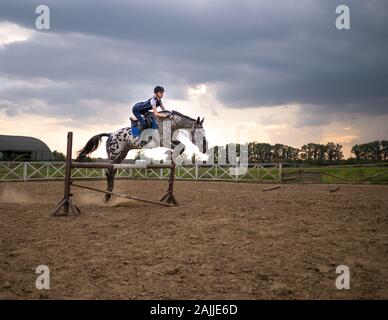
[0, 135, 52, 153]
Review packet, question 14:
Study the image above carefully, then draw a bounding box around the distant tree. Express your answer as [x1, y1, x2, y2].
[368, 141, 382, 161]
[52, 150, 65, 161]
[358, 141, 380, 160]
[350, 141, 385, 161]
[282, 145, 300, 161]
[317, 144, 327, 161]
[381, 140, 388, 161]
[257, 143, 274, 162]
[300, 144, 310, 160]
[326, 142, 343, 161]
[248, 142, 260, 163]
[300, 143, 313, 160]
[300, 143, 326, 160]
[247, 142, 301, 163]
[351, 144, 361, 160]
[272, 144, 285, 162]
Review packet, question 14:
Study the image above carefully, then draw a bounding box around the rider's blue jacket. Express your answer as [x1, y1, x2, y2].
[133, 96, 163, 114]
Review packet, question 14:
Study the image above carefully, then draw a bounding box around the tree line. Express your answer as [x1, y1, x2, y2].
[351, 141, 388, 161]
[208, 140, 388, 164]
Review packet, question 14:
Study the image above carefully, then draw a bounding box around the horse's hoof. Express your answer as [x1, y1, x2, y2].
[104, 194, 111, 202]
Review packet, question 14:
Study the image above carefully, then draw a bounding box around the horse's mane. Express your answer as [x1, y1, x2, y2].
[161, 110, 196, 122]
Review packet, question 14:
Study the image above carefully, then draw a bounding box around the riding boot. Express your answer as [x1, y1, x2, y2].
[131, 126, 141, 137]
[132, 121, 147, 137]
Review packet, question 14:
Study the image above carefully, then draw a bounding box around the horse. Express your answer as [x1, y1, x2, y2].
[75, 110, 207, 201]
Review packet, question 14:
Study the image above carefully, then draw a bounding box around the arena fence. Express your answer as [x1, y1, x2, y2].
[0, 161, 282, 183]
[1, 161, 388, 184]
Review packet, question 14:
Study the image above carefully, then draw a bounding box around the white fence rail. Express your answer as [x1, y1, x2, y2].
[0, 162, 282, 183]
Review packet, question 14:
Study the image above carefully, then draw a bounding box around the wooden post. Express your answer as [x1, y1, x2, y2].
[63, 132, 72, 213]
[23, 162, 27, 182]
[160, 162, 178, 205]
[279, 163, 283, 183]
[52, 132, 80, 216]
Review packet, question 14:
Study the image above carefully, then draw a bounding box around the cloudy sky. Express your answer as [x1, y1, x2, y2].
[0, 0, 387, 158]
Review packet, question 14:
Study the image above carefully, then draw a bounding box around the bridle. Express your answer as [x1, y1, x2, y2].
[160, 112, 206, 153]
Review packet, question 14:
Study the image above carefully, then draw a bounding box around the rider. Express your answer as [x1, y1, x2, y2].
[131, 86, 171, 136]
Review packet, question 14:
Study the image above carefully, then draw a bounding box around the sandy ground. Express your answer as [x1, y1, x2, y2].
[0, 180, 387, 300]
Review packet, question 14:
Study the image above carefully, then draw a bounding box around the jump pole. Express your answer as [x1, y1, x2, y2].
[52, 132, 178, 216]
[70, 182, 176, 207]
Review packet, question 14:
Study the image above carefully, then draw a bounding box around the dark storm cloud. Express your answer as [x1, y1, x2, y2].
[0, 0, 387, 125]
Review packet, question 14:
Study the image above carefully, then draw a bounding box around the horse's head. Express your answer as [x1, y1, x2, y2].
[163, 110, 207, 153]
[191, 116, 207, 153]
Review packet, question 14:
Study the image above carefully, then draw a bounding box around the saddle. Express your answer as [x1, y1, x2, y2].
[130, 112, 156, 130]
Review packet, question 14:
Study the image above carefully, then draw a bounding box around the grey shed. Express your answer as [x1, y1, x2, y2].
[0, 135, 53, 161]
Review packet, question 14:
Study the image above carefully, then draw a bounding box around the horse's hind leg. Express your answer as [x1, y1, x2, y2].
[104, 130, 133, 202]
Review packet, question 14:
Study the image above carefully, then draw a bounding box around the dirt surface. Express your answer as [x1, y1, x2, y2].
[1, 180, 387, 299]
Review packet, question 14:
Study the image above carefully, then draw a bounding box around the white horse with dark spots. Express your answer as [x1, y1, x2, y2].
[75, 110, 208, 201]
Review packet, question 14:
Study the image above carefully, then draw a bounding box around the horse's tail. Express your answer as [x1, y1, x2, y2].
[75, 133, 111, 161]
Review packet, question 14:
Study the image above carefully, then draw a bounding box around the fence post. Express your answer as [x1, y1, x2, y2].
[23, 162, 27, 182]
[195, 164, 199, 181]
[279, 163, 283, 183]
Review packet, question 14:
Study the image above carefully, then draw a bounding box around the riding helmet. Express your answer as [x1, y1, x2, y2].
[154, 86, 165, 94]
